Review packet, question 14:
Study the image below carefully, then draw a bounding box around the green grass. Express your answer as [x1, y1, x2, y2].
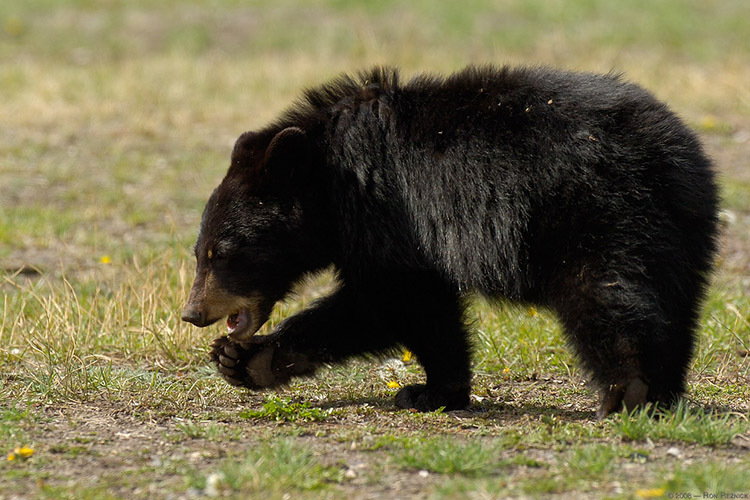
[172, 419, 242, 442]
[240, 395, 335, 423]
[392, 436, 502, 476]
[1, 0, 750, 498]
[662, 461, 750, 495]
[192, 439, 345, 496]
[0, 405, 34, 448]
[613, 402, 750, 446]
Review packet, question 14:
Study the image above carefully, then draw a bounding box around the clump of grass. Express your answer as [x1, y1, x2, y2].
[48, 443, 93, 459]
[174, 419, 240, 442]
[240, 395, 332, 423]
[562, 444, 618, 480]
[175, 419, 213, 439]
[194, 439, 343, 495]
[392, 436, 500, 477]
[0, 405, 34, 443]
[612, 405, 655, 441]
[512, 445, 618, 495]
[662, 461, 750, 493]
[612, 401, 749, 446]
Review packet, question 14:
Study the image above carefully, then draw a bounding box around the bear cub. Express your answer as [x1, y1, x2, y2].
[182, 66, 719, 418]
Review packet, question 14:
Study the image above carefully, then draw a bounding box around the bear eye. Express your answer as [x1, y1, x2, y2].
[208, 247, 229, 261]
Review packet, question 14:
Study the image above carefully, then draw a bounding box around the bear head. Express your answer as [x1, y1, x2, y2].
[181, 127, 319, 340]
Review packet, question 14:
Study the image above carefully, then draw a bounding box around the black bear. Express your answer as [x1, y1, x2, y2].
[181, 66, 719, 418]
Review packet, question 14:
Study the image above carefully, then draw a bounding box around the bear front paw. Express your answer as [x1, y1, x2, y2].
[210, 336, 279, 389]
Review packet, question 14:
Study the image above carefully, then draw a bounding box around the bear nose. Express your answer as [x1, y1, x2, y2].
[181, 307, 205, 326]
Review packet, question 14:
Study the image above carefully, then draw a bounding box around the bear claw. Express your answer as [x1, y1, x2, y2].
[218, 354, 238, 368]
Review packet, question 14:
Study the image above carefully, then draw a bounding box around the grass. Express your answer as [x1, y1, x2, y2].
[392, 436, 502, 476]
[1, 0, 750, 498]
[194, 439, 345, 495]
[662, 462, 750, 495]
[614, 402, 750, 446]
[0, 406, 33, 448]
[240, 395, 335, 423]
[172, 419, 241, 442]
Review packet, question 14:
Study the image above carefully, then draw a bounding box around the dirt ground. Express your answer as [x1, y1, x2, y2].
[8, 374, 749, 499]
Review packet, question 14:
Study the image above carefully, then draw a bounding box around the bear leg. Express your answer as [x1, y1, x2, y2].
[394, 318, 472, 412]
[551, 271, 693, 417]
[210, 270, 473, 412]
[393, 277, 472, 411]
[210, 281, 405, 390]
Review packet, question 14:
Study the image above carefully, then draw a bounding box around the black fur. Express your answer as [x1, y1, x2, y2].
[186, 66, 719, 416]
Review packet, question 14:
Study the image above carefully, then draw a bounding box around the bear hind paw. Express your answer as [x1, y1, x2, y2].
[395, 384, 470, 412]
[597, 377, 649, 419]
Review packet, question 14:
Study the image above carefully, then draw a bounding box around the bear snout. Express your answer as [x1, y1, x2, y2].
[181, 305, 208, 327]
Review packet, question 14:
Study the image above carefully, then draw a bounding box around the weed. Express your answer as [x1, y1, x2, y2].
[240, 395, 333, 423]
[520, 475, 571, 495]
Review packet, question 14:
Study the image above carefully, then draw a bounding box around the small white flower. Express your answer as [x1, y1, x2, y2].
[205, 472, 224, 497]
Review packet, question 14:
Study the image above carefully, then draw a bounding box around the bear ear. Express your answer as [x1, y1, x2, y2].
[231, 131, 265, 167]
[228, 130, 269, 188]
[262, 127, 309, 186]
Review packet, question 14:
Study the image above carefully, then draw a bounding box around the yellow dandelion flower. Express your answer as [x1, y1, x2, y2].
[401, 349, 413, 363]
[386, 380, 401, 389]
[99, 255, 112, 264]
[527, 307, 538, 317]
[635, 488, 665, 498]
[7, 446, 34, 461]
[700, 115, 717, 130]
[502, 367, 511, 374]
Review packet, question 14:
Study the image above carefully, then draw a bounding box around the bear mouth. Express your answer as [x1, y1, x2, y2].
[224, 296, 275, 341]
[227, 310, 252, 339]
